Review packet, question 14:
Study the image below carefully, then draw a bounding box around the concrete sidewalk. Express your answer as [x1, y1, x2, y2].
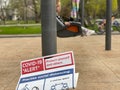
[0, 35, 120, 90]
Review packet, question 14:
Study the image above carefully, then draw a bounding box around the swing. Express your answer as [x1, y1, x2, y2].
[56, 16, 82, 37]
[57, 0, 82, 37]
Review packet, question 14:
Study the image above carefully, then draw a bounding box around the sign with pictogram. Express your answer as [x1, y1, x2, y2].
[16, 51, 78, 90]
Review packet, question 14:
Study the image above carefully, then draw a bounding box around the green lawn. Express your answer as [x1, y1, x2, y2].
[0, 26, 41, 34]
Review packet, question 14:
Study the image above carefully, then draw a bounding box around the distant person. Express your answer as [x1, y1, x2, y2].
[98, 15, 115, 34]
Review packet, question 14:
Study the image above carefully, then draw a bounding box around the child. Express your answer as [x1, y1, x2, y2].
[56, 0, 95, 36]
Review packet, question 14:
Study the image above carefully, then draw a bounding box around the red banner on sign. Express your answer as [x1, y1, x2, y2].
[21, 58, 44, 75]
[44, 52, 74, 70]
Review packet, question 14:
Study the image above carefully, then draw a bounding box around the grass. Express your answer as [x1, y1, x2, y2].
[0, 26, 41, 34]
[0, 24, 119, 35]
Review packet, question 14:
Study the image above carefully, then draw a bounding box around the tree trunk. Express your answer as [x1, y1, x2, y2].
[1, 7, 6, 25]
[24, 0, 28, 24]
[33, 0, 39, 23]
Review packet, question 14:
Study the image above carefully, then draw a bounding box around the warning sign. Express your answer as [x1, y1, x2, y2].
[44, 52, 74, 70]
[21, 58, 43, 75]
[16, 51, 78, 90]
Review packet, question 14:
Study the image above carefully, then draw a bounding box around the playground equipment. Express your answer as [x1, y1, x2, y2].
[56, 0, 82, 37]
[56, 16, 83, 37]
[41, 0, 112, 56]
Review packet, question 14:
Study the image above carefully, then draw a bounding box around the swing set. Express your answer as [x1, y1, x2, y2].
[56, 0, 82, 37]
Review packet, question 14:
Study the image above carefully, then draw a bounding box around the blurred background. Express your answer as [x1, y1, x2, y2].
[0, 0, 119, 25]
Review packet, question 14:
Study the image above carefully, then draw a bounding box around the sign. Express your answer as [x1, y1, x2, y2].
[21, 58, 43, 75]
[16, 51, 78, 90]
[44, 51, 74, 70]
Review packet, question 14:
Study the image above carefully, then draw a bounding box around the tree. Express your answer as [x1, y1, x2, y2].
[32, 0, 40, 23]
[111, 0, 118, 17]
[8, 0, 40, 23]
[0, 0, 8, 24]
[9, 0, 24, 20]
[117, 0, 120, 16]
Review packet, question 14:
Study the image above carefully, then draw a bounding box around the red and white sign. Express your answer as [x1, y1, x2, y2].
[44, 52, 74, 70]
[17, 51, 78, 90]
[21, 58, 44, 75]
[21, 51, 74, 75]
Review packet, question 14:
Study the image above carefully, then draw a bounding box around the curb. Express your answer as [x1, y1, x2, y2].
[0, 34, 41, 38]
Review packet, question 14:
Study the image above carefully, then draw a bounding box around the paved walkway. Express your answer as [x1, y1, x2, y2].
[0, 35, 120, 90]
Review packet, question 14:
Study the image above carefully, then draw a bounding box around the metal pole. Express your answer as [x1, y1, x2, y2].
[105, 0, 112, 50]
[80, 0, 84, 26]
[41, 0, 57, 56]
